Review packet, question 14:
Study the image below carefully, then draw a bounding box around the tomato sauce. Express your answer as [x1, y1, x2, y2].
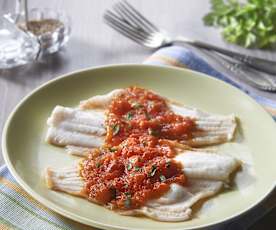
[81, 87, 195, 210]
[106, 87, 195, 146]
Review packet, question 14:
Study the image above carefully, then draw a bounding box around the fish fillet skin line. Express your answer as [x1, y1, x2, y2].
[45, 105, 105, 148]
[170, 104, 237, 146]
[45, 151, 240, 222]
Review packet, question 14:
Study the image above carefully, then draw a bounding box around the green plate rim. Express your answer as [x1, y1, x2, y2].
[2, 63, 276, 230]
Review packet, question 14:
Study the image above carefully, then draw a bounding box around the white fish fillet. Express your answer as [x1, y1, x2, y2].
[123, 181, 223, 221]
[46, 90, 237, 155]
[45, 166, 86, 197]
[170, 104, 237, 146]
[45, 151, 240, 221]
[46, 127, 104, 148]
[46, 106, 105, 148]
[175, 151, 240, 181]
[80, 89, 125, 109]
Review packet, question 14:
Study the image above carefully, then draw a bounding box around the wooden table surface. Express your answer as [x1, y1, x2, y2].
[0, 0, 275, 229]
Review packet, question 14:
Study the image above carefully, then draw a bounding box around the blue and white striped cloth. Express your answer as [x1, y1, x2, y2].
[0, 46, 275, 229]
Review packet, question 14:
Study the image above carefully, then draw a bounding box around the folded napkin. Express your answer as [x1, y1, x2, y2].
[0, 46, 275, 230]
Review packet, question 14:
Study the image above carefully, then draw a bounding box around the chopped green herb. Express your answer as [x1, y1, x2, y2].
[148, 128, 160, 137]
[159, 175, 166, 182]
[110, 187, 117, 199]
[109, 147, 117, 152]
[203, 0, 276, 48]
[145, 112, 151, 120]
[134, 166, 142, 172]
[126, 112, 133, 120]
[129, 158, 136, 163]
[124, 184, 129, 189]
[111, 124, 120, 136]
[132, 102, 143, 109]
[149, 164, 157, 177]
[96, 162, 101, 168]
[124, 195, 132, 208]
[147, 101, 154, 107]
[127, 124, 132, 130]
[165, 161, 171, 168]
[127, 163, 132, 170]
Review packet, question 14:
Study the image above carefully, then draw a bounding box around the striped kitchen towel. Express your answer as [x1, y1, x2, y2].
[0, 166, 97, 230]
[0, 46, 275, 230]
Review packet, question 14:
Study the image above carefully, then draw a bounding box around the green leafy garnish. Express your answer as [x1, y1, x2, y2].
[147, 101, 154, 107]
[132, 102, 143, 109]
[134, 166, 142, 172]
[109, 147, 117, 152]
[159, 175, 166, 182]
[96, 162, 101, 168]
[148, 164, 157, 177]
[165, 161, 171, 168]
[124, 184, 129, 189]
[110, 187, 117, 199]
[203, 0, 276, 48]
[148, 128, 160, 137]
[126, 112, 133, 120]
[111, 124, 120, 136]
[127, 162, 132, 170]
[124, 194, 132, 208]
[145, 112, 151, 120]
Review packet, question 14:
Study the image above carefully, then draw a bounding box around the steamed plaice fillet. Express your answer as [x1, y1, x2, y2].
[175, 151, 240, 181]
[45, 166, 87, 197]
[45, 151, 240, 221]
[170, 104, 236, 146]
[79, 90, 237, 147]
[46, 106, 105, 148]
[80, 89, 125, 109]
[122, 180, 223, 221]
[45, 89, 237, 155]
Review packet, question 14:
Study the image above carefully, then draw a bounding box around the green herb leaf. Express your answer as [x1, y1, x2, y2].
[126, 112, 133, 120]
[148, 164, 157, 177]
[148, 128, 160, 137]
[124, 195, 132, 208]
[127, 163, 132, 171]
[109, 147, 117, 152]
[96, 162, 101, 168]
[159, 175, 166, 182]
[132, 102, 143, 109]
[134, 166, 142, 172]
[110, 187, 117, 199]
[145, 112, 151, 120]
[165, 161, 171, 168]
[124, 184, 129, 189]
[111, 124, 120, 136]
[203, 0, 276, 48]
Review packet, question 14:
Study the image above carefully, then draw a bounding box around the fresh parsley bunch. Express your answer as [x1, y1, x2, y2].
[203, 0, 276, 48]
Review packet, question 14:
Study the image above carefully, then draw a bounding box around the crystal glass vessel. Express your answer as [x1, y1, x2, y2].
[10, 8, 71, 55]
[0, 16, 39, 69]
